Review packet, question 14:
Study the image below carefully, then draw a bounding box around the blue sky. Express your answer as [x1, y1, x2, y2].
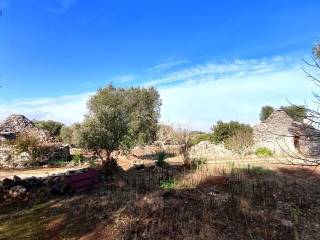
[0, 0, 319, 131]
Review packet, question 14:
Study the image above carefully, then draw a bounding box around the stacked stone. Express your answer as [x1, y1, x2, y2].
[0, 169, 90, 203]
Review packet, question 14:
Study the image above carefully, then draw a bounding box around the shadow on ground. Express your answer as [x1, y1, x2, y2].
[1, 164, 320, 240]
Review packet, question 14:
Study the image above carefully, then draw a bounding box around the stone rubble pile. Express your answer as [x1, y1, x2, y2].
[0, 168, 90, 203]
[0, 114, 71, 168]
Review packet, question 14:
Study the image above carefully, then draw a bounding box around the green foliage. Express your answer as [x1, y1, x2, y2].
[260, 105, 275, 121]
[160, 177, 175, 190]
[247, 165, 273, 175]
[211, 121, 253, 144]
[189, 132, 214, 146]
[224, 128, 254, 155]
[33, 120, 64, 136]
[281, 105, 306, 123]
[72, 153, 85, 165]
[255, 147, 273, 157]
[80, 105, 129, 161]
[259, 105, 307, 122]
[156, 151, 167, 167]
[191, 157, 207, 169]
[88, 84, 161, 146]
[60, 123, 81, 146]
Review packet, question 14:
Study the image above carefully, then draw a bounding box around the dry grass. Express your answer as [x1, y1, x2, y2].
[1, 156, 320, 240]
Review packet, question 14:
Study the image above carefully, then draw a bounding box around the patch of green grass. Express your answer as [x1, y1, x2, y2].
[160, 177, 175, 190]
[247, 165, 273, 175]
[255, 147, 273, 157]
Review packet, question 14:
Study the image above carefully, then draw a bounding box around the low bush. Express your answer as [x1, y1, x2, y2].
[72, 153, 85, 165]
[14, 133, 46, 160]
[191, 157, 207, 170]
[255, 147, 273, 157]
[155, 151, 167, 167]
[160, 177, 175, 190]
[189, 133, 213, 146]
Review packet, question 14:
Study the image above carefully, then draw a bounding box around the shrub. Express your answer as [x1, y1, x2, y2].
[160, 177, 175, 190]
[224, 128, 254, 155]
[247, 166, 273, 175]
[191, 157, 207, 170]
[255, 147, 273, 157]
[156, 151, 167, 167]
[189, 133, 214, 146]
[72, 153, 85, 165]
[211, 121, 253, 144]
[15, 134, 44, 160]
[33, 120, 64, 136]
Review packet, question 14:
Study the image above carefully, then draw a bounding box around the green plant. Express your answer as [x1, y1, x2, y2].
[156, 151, 167, 167]
[247, 165, 273, 175]
[189, 133, 214, 146]
[191, 157, 207, 169]
[255, 147, 273, 157]
[33, 120, 64, 136]
[72, 153, 85, 165]
[160, 177, 175, 190]
[211, 121, 253, 144]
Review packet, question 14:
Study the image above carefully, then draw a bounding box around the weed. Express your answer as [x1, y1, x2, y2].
[160, 177, 175, 189]
[255, 147, 273, 157]
[156, 151, 167, 167]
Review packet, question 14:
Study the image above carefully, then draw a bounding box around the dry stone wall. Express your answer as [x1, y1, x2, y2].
[189, 141, 234, 160]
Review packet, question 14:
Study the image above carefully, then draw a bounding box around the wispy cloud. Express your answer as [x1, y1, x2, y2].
[49, 0, 78, 13]
[148, 59, 189, 73]
[0, 56, 313, 131]
[146, 56, 295, 86]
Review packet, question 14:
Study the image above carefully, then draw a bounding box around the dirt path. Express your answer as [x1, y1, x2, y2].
[0, 166, 84, 180]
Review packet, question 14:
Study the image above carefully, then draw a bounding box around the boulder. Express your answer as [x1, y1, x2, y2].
[9, 185, 27, 200]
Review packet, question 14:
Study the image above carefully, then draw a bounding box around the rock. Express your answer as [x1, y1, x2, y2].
[281, 219, 293, 228]
[2, 178, 15, 189]
[13, 175, 22, 184]
[9, 185, 27, 200]
[0, 114, 71, 168]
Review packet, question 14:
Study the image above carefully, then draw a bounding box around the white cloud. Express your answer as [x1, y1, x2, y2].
[158, 63, 314, 131]
[148, 59, 189, 73]
[0, 92, 93, 125]
[0, 56, 315, 132]
[110, 74, 136, 83]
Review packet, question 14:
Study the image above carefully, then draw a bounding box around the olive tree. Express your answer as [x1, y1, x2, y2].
[80, 84, 161, 166]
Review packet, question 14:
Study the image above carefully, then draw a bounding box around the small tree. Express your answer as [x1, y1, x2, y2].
[80, 85, 160, 168]
[34, 120, 64, 136]
[211, 121, 252, 144]
[259, 105, 275, 121]
[280, 105, 306, 122]
[60, 123, 81, 146]
[80, 107, 130, 166]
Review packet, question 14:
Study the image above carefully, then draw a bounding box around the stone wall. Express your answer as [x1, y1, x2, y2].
[189, 141, 234, 160]
[0, 168, 92, 203]
[253, 110, 297, 154]
[0, 144, 70, 169]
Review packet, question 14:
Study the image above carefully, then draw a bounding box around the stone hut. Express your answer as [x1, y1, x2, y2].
[253, 110, 320, 156]
[0, 114, 54, 143]
[0, 114, 70, 168]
